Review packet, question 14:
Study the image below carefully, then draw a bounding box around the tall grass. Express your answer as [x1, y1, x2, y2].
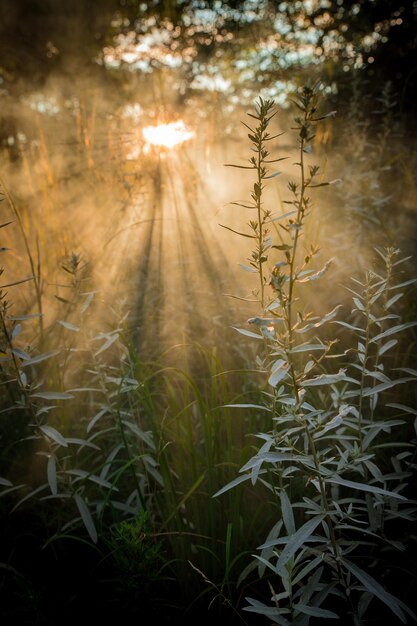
[0, 81, 416, 625]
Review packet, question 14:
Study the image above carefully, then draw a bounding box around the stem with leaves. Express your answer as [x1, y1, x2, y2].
[223, 97, 285, 310]
[0, 176, 44, 342]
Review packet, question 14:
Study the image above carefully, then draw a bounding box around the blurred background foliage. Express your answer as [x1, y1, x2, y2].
[0, 1, 415, 113]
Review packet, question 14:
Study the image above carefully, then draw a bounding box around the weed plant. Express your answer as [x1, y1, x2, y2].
[216, 84, 417, 624]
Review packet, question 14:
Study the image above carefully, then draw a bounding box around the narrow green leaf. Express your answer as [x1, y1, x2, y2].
[224, 163, 255, 169]
[280, 491, 295, 535]
[294, 603, 339, 619]
[21, 350, 60, 367]
[11, 484, 48, 511]
[47, 456, 58, 495]
[239, 263, 258, 273]
[121, 420, 155, 449]
[7, 313, 42, 321]
[292, 556, 324, 586]
[328, 476, 406, 500]
[74, 494, 98, 544]
[297, 305, 343, 333]
[342, 559, 411, 623]
[361, 378, 408, 397]
[213, 472, 258, 498]
[219, 223, 256, 239]
[11, 348, 31, 360]
[271, 210, 297, 222]
[39, 425, 68, 447]
[333, 320, 364, 333]
[275, 515, 325, 574]
[387, 403, 417, 416]
[258, 520, 283, 578]
[57, 320, 80, 332]
[31, 391, 74, 400]
[378, 339, 398, 356]
[0, 276, 34, 288]
[371, 322, 417, 343]
[269, 360, 289, 387]
[290, 343, 326, 353]
[69, 470, 115, 490]
[94, 333, 119, 356]
[221, 404, 271, 411]
[301, 370, 347, 387]
[87, 407, 110, 433]
[80, 292, 95, 314]
[244, 597, 290, 624]
[232, 327, 263, 339]
[298, 259, 334, 283]
[385, 292, 403, 309]
[389, 278, 417, 290]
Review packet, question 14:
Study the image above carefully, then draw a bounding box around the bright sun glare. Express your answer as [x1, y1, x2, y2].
[142, 120, 194, 150]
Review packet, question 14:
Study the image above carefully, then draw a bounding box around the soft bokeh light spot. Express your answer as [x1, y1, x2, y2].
[142, 120, 194, 149]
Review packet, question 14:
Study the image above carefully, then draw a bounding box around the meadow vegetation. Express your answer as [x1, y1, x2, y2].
[0, 77, 416, 625]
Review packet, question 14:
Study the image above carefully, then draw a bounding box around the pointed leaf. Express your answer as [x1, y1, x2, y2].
[57, 320, 80, 332]
[301, 370, 347, 387]
[239, 264, 258, 273]
[371, 322, 417, 343]
[31, 391, 74, 400]
[294, 603, 339, 619]
[39, 425, 68, 447]
[297, 259, 334, 283]
[121, 420, 155, 450]
[342, 559, 408, 623]
[221, 404, 271, 411]
[275, 515, 325, 574]
[21, 350, 60, 367]
[74, 493, 98, 543]
[232, 327, 263, 339]
[219, 224, 256, 239]
[87, 407, 109, 433]
[94, 333, 119, 356]
[290, 343, 326, 353]
[377, 339, 398, 356]
[328, 476, 406, 500]
[269, 361, 289, 387]
[80, 292, 95, 314]
[213, 472, 258, 498]
[47, 456, 58, 495]
[280, 490, 295, 535]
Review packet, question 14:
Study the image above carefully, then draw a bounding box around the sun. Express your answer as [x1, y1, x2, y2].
[142, 120, 194, 150]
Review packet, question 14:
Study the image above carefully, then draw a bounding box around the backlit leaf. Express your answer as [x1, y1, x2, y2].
[21, 350, 60, 367]
[371, 322, 417, 343]
[31, 391, 74, 400]
[39, 425, 68, 447]
[74, 493, 98, 543]
[232, 327, 263, 339]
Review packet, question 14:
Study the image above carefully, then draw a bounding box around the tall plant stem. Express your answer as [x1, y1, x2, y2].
[0, 175, 44, 342]
[256, 142, 265, 310]
[282, 103, 348, 590]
